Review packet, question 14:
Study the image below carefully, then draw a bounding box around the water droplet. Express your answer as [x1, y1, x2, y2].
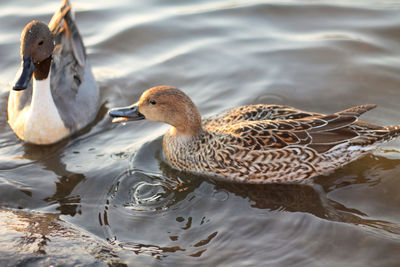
[212, 190, 229, 202]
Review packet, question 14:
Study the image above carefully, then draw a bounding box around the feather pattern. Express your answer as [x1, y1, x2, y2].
[165, 103, 400, 183]
[110, 86, 400, 184]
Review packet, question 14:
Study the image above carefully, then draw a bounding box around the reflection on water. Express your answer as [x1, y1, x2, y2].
[1, 0, 400, 265]
[22, 143, 84, 216]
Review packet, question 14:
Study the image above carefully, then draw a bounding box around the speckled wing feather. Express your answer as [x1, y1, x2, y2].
[206, 104, 391, 153]
[203, 104, 319, 128]
[188, 104, 400, 183]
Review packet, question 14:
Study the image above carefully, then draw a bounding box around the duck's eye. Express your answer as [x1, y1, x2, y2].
[150, 99, 157, 105]
[38, 40, 44, 46]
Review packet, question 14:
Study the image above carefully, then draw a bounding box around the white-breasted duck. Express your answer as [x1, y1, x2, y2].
[8, 0, 99, 145]
[109, 86, 400, 183]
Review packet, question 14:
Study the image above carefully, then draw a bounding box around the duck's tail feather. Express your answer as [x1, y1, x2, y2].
[48, 0, 86, 67]
[384, 125, 400, 141]
[48, 0, 71, 32]
[337, 104, 377, 116]
[363, 124, 400, 145]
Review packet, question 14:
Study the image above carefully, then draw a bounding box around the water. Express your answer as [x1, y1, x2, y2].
[1, 0, 400, 266]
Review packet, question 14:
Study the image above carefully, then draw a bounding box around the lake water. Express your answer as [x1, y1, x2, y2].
[1, 0, 400, 266]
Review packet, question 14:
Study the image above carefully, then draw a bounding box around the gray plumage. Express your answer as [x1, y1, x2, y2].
[9, 0, 99, 141]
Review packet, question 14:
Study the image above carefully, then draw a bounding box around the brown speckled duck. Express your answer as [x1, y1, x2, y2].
[109, 86, 400, 183]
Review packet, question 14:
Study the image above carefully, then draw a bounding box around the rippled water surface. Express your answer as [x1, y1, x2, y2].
[1, 0, 400, 266]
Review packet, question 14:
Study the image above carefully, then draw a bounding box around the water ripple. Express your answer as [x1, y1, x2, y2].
[106, 170, 171, 213]
[127, 174, 175, 212]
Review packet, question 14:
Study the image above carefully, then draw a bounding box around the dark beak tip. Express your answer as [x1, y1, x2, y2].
[13, 84, 27, 91]
[108, 105, 145, 122]
[108, 109, 120, 118]
[13, 56, 35, 91]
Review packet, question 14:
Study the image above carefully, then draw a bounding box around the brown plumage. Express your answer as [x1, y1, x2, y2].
[109, 86, 400, 183]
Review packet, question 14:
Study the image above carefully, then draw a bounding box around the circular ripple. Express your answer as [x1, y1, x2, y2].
[127, 177, 175, 212]
[107, 170, 178, 213]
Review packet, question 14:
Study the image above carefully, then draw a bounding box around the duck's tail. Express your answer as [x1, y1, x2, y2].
[48, 0, 86, 67]
[352, 105, 400, 142]
[48, 0, 71, 32]
[346, 104, 400, 147]
[384, 125, 400, 141]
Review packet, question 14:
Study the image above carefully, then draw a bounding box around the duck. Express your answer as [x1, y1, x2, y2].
[8, 0, 99, 145]
[109, 86, 400, 183]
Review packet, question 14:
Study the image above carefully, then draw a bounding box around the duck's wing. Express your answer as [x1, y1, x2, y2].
[203, 104, 320, 129]
[49, 0, 85, 67]
[212, 104, 390, 153]
[48, 0, 99, 132]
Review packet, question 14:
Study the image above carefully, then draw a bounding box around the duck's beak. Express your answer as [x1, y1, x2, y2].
[109, 103, 145, 123]
[13, 56, 35, 91]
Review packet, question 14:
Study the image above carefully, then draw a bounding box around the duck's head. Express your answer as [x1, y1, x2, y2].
[13, 21, 54, 90]
[109, 86, 203, 136]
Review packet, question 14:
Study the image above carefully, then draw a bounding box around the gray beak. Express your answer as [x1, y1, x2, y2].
[13, 56, 35, 91]
[108, 103, 145, 123]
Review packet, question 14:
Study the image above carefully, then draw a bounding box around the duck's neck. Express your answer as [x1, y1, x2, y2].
[28, 56, 55, 116]
[23, 71, 69, 144]
[169, 125, 204, 140]
[31, 75, 54, 112]
[171, 107, 203, 138]
[33, 56, 52, 80]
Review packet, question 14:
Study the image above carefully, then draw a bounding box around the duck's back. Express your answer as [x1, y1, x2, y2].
[165, 104, 400, 183]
